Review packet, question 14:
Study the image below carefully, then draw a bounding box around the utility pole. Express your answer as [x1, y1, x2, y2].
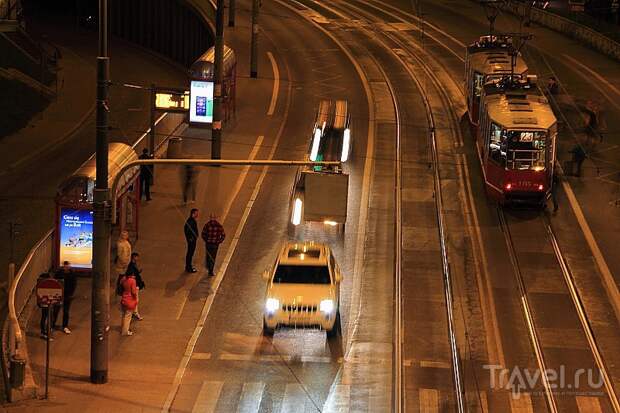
[250, 0, 259, 78]
[228, 0, 235, 27]
[212, 0, 225, 159]
[91, 0, 110, 384]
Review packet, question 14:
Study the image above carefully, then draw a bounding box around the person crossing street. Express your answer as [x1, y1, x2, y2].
[201, 214, 225, 277]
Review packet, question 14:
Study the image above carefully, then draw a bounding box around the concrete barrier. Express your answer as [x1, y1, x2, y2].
[502, 3, 620, 61]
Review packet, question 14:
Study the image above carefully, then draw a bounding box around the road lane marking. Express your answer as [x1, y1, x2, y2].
[323, 384, 350, 413]
[419, 389, 439, 413]
[191, 352, 212, 360]
[576, 396, 603, 413]
[509, 393, 533, 413]
[267, 51, 279, 116]
[561, 178, 620, 324]
[281, 383, 307, 412]
[237, 382, 266, 413]
[175, 134, 266, 321]
[192, 381, 223, 413]
[161, 47, 294, 413]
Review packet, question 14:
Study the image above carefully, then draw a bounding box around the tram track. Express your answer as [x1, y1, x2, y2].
[306, 0, 474, 410]
[499, 208, 620, 412]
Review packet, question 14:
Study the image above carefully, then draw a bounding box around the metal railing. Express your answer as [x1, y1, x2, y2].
[5, 229, 53, 375]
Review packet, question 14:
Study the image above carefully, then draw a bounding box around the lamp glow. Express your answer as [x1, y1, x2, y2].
[341, 128, 350, 162]
[310, 128, 321, 161]
[265, 298, 280, 313]
[320, 299, 334, 314]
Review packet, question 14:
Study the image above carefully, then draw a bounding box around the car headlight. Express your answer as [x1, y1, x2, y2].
[320, 299, 334, 314]
[265, 298, 280, 313]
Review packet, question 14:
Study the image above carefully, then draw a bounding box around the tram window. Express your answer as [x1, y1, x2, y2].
[505, 130, 546, 170]
[474, 72, 484, 97]
[488, 123, 506, 166]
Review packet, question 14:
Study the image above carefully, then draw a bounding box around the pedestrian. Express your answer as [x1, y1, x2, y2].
[184, 208, 199, 273]
[125, 252, 145, 320]
[115, 230, 132, 281]
[53, 261, 77, 334]
[201, 214, 226, 277]
[584, 100, 603, 143]
[550, 172, 560, 213]
[569, 144, 587, 177]
[139, 148, 153, 201]
[119, 271, 138, 336]
[547, 76, 558, 95]
[39, 271, 59, 340]
[182, 165, 198, 204]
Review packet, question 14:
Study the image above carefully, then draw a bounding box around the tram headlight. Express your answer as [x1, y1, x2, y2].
[265, 298, 280, 313]
[320, 299, 334, 314]
[537, 184, 544, 191]
[505, 183, 512, 191]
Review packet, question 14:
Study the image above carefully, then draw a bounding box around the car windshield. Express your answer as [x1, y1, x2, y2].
[274, 265, 331, 284]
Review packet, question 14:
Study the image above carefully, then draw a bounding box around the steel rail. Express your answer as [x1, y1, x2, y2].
[316, 1, 467, 410]
[498, 209, 559, 413]
[110, 159, 340, 223]
[543, 216, 620, 412]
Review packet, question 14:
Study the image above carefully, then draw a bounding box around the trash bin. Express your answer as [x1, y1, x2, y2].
[10, 357, 25, 388]
[167, 137, 183, 159]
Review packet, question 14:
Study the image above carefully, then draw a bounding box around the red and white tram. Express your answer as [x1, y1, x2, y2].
[465, 35, 528, 126]
[476, 76, 557, 205]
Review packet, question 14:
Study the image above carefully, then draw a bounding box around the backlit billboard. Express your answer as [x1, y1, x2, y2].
[59, 208, 94, 268]
[190, 80, 214, 124]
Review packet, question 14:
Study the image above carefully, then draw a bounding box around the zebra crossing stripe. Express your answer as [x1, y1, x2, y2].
[281, 383, 307, 412]
[192, 381, 223, 413]
[576, 396, 602, 413]
[323, 384, 350, 412]
[236, 382, 266, 413]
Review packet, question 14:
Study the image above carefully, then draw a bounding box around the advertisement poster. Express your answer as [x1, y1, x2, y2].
[190, 80, 214, 123]
[59, 208, 94, 268]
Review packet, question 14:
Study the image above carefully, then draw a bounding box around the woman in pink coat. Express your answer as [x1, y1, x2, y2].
[120, 273, 138, 336]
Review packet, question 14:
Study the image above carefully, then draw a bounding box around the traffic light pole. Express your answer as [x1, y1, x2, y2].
[91, 0, 110, 384]
[250, 0, 259, 78]
[212, 0, 225, 160]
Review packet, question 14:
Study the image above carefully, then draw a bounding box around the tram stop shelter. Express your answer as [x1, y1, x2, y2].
[188, 45, 236, 126]
[55, 143, 140, 272]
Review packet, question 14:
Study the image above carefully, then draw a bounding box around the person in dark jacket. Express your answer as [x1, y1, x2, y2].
[53, 261, 77, 334]
[550, 172, 560, 213]
[125, 252, 145, 320]
[184, 208, 199, 273]
[139, 148, 153, 201]
[201, 214, 226, 277]
[569, 144, 587, 177]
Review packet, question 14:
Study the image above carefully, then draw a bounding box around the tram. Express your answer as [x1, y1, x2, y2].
[465, 35, 528, 126]
[476, 76, 557, 205]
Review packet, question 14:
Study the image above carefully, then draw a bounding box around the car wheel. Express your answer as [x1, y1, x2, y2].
[263, 320, 275, 336]
[326, 311, 341, 339]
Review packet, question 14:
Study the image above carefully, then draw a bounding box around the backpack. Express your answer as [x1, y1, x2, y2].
[116, 275, 125, 296]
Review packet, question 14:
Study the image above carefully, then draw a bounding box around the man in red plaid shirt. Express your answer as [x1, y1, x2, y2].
[201, 214, 226, 276]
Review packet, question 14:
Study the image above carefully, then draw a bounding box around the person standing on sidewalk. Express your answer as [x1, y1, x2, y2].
[139, 148, 153, 201]
[201, 214, 226, 277]
[115, 230, 132, 281]
[119, 272, 138, 336]
[53, 261, 77, 334]
[569, 144, 587, 177]
[184, 208, 199, 273]
[125, 252, 145, 320]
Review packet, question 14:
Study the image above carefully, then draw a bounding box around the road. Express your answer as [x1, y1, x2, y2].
[6, 1, 620, 412]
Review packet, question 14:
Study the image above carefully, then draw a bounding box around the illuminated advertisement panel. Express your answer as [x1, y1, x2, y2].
[190, 80, 214, 123]
[59, 208, 94, 268]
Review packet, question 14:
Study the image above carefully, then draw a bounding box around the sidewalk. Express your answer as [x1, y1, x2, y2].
[7, 19, 285, 412]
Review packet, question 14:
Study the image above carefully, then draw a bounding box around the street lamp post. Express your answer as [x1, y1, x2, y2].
[91, 0, 111, 384]
[250, 0, 259, 78]
[212, 0, 225, 159]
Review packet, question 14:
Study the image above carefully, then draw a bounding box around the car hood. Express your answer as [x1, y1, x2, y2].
[267, 283, 335, 304]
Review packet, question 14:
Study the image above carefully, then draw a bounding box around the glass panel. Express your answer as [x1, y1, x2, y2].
[274, 265, 331, 284]
[488, 123, 506, 167]
[505, 130, 547, 170]
[474, 72, 484, 97]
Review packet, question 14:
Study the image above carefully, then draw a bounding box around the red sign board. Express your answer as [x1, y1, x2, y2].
[36, 278, 63, 307]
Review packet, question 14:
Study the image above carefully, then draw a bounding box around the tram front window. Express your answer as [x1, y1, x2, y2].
[488, 122, 507, 166]
[505, 130, 546, 170]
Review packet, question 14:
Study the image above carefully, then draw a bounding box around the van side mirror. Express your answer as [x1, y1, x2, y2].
[262, 269, 270, 281]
